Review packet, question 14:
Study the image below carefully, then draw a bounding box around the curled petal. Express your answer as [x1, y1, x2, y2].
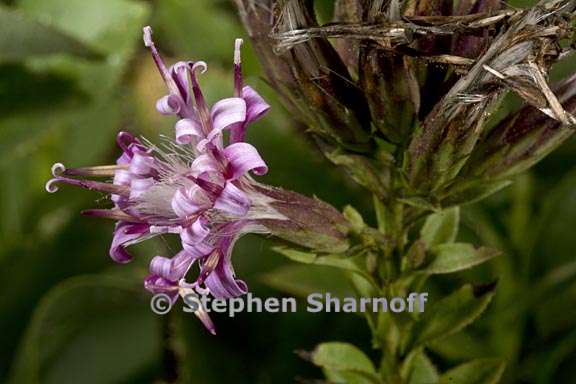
[175, 118, 204, 144]
[181, 217, 210, 244]
[182, 241, 214, 259]
[213, 181, 250, 216]
[207, 97, 246, 142]
[116, 131, 138, 155]
[110, 222, 150, 264]
[156, 94, 181, 115]
[130, 177, 154, 199]
[130, 152, 155, 176]
[224, 142, 268, 180]
[201, 222, 255, 298]
[242, 86, 270, 124]
[204, 254, 248, 298]
[150, 250, 195, 281]
[171, 187, 207, 217]
[191, 154, 221, 175]
[113, 169, 133, 186]
[144, 275, 179, 298]
[229, 86, 271, 143]
[150, 255, 172, 279]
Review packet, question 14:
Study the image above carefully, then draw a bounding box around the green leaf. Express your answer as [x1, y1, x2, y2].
[260, 264, 353, 298]
[398, 196, 440, 211]
[438, 358, 506, 384]
[408, 284, 495, 349]
[420, 207, 460, 248]
[428, 331, 492, 362]
[9, 275, 160, 384]
[442, 179, 512, 207]
[0, 5, 100, 62]
[325, 150, 388, 197]
[401, 349, 439, 384]
[311, 342, 380, 384]
[273, 246, 377, 287]
[423, 243, 500, 274]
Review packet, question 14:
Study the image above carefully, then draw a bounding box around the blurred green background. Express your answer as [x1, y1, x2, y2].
[0, 0, 575, 383]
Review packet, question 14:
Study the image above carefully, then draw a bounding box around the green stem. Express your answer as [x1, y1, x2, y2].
[372, 196, 410, 383]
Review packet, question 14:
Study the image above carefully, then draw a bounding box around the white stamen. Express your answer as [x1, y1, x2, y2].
[51, 162, 66, 177]
[234, 38, 243, 65]
[143, 26, 153, 47]
[45, 179, 60, 193]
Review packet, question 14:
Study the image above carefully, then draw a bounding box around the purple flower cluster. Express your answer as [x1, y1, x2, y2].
[46, 26, 281, 333]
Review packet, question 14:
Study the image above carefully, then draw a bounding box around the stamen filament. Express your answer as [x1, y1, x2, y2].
[45, 177, 130, 195]
[143, 26, 179, 95]
[64, 165, 128, 177]
[82, 209, 142, 223]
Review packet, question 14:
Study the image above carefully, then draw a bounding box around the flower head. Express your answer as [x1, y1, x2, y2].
[46, 26, 280, 333]
[46, 26, 350, 333]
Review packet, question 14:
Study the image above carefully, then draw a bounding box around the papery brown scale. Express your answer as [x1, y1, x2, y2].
[413, 0, 457, 119]
[465, 74, 576, 178]
[238, 0, 373, 152]
[453, 0, 502, 59]
[333, 0, 363, 72]
[404, 1, 575, 194]
[359, 49, 420, 143]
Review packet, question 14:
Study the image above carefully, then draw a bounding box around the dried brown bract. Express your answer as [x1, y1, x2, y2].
[236, 0, 576, 207]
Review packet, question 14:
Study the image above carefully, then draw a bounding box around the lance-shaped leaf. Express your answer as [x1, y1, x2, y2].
[441, 178, 512, 207]
[405, 283, 496, 350]
[261, 264, 352, 298]
[438, 358, 506, 384]
[307, 342, 380, 384]
[272, 247, 377, 288]
[423, 243, 500, 274]
[420, 207, 460, 248]
[322, 142, 389, 197]
[0, 5, 100, 62]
